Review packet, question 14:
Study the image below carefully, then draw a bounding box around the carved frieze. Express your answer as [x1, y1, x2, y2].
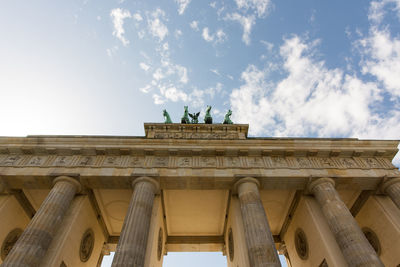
[0, 154, 395, 170]
[153, 132, 241, 140]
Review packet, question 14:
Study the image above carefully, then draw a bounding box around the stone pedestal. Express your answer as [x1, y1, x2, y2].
[234, 177, 281, 267]
[381, 178, 400, 210]
[112, 177, 160, 267]
[2, 176, 81, 267]
[309, 178, 384, 267]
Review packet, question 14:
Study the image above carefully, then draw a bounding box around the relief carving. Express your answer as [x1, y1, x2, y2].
[153, 156, 169, 167]
[338, 158, 358, 168]
[52, 156, 73, 166]
[26, 156, 47, 166]
[76, 156, 96, 166]
[224, 157, 240, 167]
[200, 157, 216, 167]
[316, 158, 337, 168]
[363, 158, 381, 168]
[296, 157, 311, 168]
[103, 156, 122, 167]
[126, 156, 144, 167]
[247, 157, 264, 167]
[2, 155, 23, 166]
[178, 157, 192, 167]
[153, 132, 239, 140]
[271, 157, 288, 168]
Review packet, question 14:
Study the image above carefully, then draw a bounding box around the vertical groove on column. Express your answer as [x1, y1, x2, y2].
[112, 181, 156, 267]
[238, 182, 281, 267]
[312, 181, 384, 267]
[2, 179, 78, 267]
[386, 182, 400, 209]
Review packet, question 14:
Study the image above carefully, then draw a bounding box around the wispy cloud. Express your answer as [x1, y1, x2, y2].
[175, 0, 192, 15]
[133, 13, 143, 21]
[202, 27, 214, 42]
[235, 0, 272, 18]
[225, 13, 255, 45]
[358, 0, 400, 96]
[202, 27, 227, 44]
[148, 8, 169, 41]
[110, 8, 131, 46]
[190, 20, 199, 31]
[139, 62, 150, 72]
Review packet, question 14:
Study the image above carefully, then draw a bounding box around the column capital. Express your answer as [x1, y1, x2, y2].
[233, 177, 260, 194]
[132, 176, 160, 194]
[53, 176, 82, 193]
[308, 177, 335, 194]
[381, 177, 400, 194]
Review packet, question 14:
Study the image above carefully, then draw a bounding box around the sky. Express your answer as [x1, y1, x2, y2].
[1, 0, 400, 266]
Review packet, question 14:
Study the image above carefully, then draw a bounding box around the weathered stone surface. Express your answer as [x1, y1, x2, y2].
[235, 177, 281, 267]
[309, 178, 384, 267]
[112, 177, 160, 267]
[381, 177, 400, 210]
[2, 176, 80, 267]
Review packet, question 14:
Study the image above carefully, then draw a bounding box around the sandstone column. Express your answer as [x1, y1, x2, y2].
[112, 177, 160, 267]
[309, 178, 383, 267]
[2, 176, 81, 267]
[381, 177, 400, 210]
[234, 177, 281, 267]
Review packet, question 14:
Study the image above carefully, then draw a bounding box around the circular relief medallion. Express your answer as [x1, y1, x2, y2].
[157, 228, 163, 261]
[228, 228, 234, 262]
[295, 228, 309, 260]
[1, 228, 23, 261]
[80, 229, 95, 262]
[362, 227, 381, 255]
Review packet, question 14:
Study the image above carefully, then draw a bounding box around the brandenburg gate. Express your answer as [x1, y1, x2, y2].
[0, 123, 400, 266]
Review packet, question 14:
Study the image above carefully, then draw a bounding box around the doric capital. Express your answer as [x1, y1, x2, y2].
[381, 177, 400, 194]
[308, 177, 335, 194]
[132, 176, 160, 194]
[53, 176, 82, 193]
[233, 177, 260, 195]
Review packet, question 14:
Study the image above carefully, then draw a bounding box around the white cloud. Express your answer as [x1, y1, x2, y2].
[161, 85, 188, 102]
[231, 36, 381, 137]
[260, 40, 274, 52]
[210, 69, 221, 76]
[358, 0, 400, 97]
[175, 0, 191, 15]
[235, 0, 271, 18]
[176, 65, 188, 84]
[133, 13, 143, 21]
[148, 8, 168, 41]
[202, 27, 214, 42]
[106, 45, 119, 57]
[225, 13, 255, 45]
[140, 85, 152, 93]
[190, 20, 199, 31]
[216, 29, 227, 43]
[139, 62, 150, 72]
[202, 28, 227, 44]
[110, 8, 131, 46]
[153, 94, 165, 104]
[175, 29, 183, 39]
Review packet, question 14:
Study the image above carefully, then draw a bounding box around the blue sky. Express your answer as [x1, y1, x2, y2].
[1, 0, 400, 266]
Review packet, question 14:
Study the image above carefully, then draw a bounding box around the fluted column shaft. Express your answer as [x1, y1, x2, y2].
[309, 178, 383, 267]
[382, 178, 400, 210]
[2, 176, 81, 267]
[235, 177, 281, 267]
[112, 177, 159, 267]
